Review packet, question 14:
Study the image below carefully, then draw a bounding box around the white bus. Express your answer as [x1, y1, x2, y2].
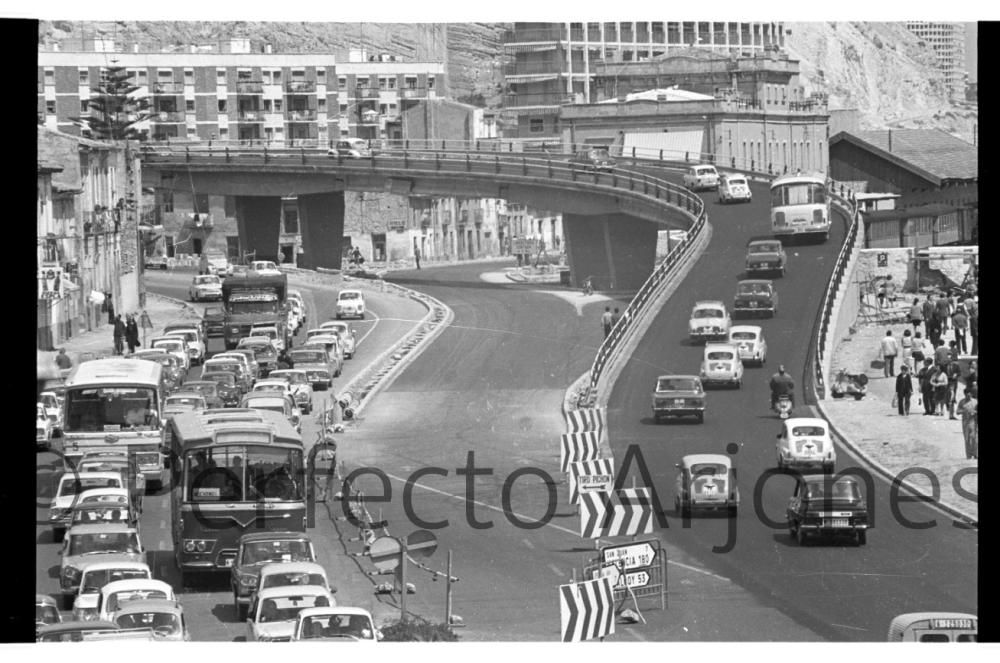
[769, 172, 831, 242]
[60, 359, 166, 490]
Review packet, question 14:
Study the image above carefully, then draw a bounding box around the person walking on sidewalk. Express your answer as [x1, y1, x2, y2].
[918, 358, 936, 415]
[106, 292, 116, 325]
[911, 331, 927, 365]
[952, 304, 969, 355]
[895, 364, 914, 416]
[945, 357, 963, 420]
[958, 387, 978, 460]
[969, 305, 978, 356]
[112, 314, 126, 356]
[611, 308, 622, 330]
[601, 307, 613, 339]
[934, 292, 952, 333]
[922, 294, 936, 339]
[55, 348, 73, 370]
[933, 339, 951, 369]
[908, 298, 924, 333]
[414, 247, 421, 270]
[966, 360, 978, 393]
[126, 315, 140, 354]
[930, 365, 949, 416]
[900, 329, 914, 371]
[879, 329, 899, 377]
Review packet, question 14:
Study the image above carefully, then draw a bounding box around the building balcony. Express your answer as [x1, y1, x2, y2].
[502, 27, 566, 44]
[399, 88, 428, 99]
[236, 81, 264, 94]
[151, 82, 184, 94]
[238, 110, 264, 121]
[503, 63, 565, 77]
[355, 87, 381, 99]
[151, 111, 185, 123]
[287, 109, 317, 121]
[502, 92, 573, 108]
[286, 80, 316, 93]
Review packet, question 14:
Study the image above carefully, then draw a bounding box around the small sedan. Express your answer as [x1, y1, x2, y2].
[745, 239, 787, 277]
[733, 279, 778, 318]
[249, 260, 282, 276]
[675, 454, 740, 518]
[682, 164, 720, 191]
[717, 173, 752, 203]
[246, 586, 336, 642]
[319, 321, 357, 358]
[268, 369, 314, 414]
[569, 147, 615, 173]
[776, 417, 836, 473]
[72, 561, 151, 621]
[37, 403, 53, 450]
[180, 380, 225, 409]
[60, 524, 144, 606]
[651, 375, 706, 423]
[257, 561, 332, 596]
[199, 372, 242, 407]
[287, 348, 333, 391]
[787, 474, 870, 546]
[188, 274, 223, 302]
[292, 607, 380, 642]
[162, 392, 207, 420]
[699, 343, 744, 388]
[335, 289, 366, 320]
[114, 599, 190, 641]
[149, 336, 192, 372]
[240, 394, 301, 433]
[728, 325, 768, 366]
[688, 301, 731, 343]
[36, 594, 61, 629]
[231, 532, 317, 620]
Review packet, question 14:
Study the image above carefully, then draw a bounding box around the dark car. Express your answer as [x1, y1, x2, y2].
[651, 374, 706, 423]
[237, 337, 279, 377]
[786, 474, 870, 546]
[231, 532, 317, 620]
[181, 380, 225, 409]
[288, 348, 334, 391]
[733, 279, 778, 318]
[745, 239, 787, 277]
[569, 147, 615, 173]
[198, 372, 241, 406]
[202, 306, 226, 338]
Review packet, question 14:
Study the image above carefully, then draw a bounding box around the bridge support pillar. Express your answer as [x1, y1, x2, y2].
[297, 192, 345, 271]
[235, 196, 282, 263]
[563, 213, 658, 291]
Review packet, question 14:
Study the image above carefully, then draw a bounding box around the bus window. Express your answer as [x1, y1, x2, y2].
[185, 445, 303, 502]
[919, 634, 951, 642]
[956, 634, 977, 642]
[65, 387, 159, 432]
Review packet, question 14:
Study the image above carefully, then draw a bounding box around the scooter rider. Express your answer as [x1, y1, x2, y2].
[770, 365, 795, 410]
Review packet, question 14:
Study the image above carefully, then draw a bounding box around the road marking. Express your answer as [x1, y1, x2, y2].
[522, 538, 535, 550]
[355, 309, 380, 347]
[547, 564, 563, 577]
[383, 471, 729, 582]
[830, 623, 869, 632]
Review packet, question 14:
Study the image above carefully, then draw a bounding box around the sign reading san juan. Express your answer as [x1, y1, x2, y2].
[598, 540, 660, 589]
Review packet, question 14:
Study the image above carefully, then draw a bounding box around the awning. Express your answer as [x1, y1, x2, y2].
[622, 130, 706, 161]
[504, 73, 561, 84]
[503, 43, 560, 54]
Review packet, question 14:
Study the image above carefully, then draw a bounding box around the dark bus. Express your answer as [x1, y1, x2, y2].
[167, 409, 305, 584]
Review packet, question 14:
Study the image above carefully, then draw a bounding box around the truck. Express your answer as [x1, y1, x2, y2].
[221, 273, 289, 350]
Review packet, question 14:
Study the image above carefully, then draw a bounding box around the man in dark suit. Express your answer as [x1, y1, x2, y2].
[895, 364, 914, 415]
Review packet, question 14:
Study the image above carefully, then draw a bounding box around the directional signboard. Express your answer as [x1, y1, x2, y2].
[594, 562, 651, 590]
[601, 540, 658, 571]
[405, 529, 438, 559]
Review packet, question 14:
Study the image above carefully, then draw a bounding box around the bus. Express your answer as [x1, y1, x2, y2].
[769, 172, 831, 242]
[60, 359, 166, 490]
[166, 409, 305, 583]
[887, 612, 977, 642]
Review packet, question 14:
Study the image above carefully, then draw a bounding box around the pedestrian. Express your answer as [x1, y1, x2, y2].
[414, 246, 421, 270]
[966, 360, 978, 393]
[894, 364, 913, 416]
[199, 252, 209, 276]
[921, 294, 936, 339]
[55, 348, 73, 370]
[908, 297, 923, 333]
[918, 358, 936, 415]
[933, 339, 951, 369]
[601, 306, 613, 339]
[963, 293, 978, 321]
[928, 316, 943, 348]
[112, 314, 126, 355]
[968, 305, 978, 356]
[934, 291, 952, 333]
[900, 328, 914, 371]
[945, 356, 962, 420]
[958, 387, 978, 460]
[952, 304, 968, 355]
[911, 331, 926, 366]
[876, 279, 886, 308]
[126, 315, 140, 354]
[884, 275, 897, 305]
[611, 308, 622, 330]
[106, 292, 116, 325]
[879, 329, 899, 377]
[930, 365, 949, 416]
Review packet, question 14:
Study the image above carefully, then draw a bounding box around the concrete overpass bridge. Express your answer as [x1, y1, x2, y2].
[141, 143, 705, 290]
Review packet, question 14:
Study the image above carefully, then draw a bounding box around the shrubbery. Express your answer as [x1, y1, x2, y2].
[379, 619, 459, 642]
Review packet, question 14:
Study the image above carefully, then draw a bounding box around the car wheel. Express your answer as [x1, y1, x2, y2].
[674, 496, 681, 515]
[328, 380, 333, 390]
[695, 412, 704, 424]
[61, 593, 75, 611]
[728, 505, 738, 518]
[234, 594, 245, 620]
[736, 379, 742, 389]
[788, 521, 797, 539]
[53, 527, 65, 543]
[857, 530, 867, 546]
[777, 455, 786, 471]
[797, 526, 807, 546]
[823, 462, 834, 474]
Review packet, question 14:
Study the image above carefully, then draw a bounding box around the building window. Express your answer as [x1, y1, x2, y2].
[272, 70, 281, 83]
[339, 103, 348, 115]
[405, 76, 417, 89]
[158, 69, 172, 81]
[162, 190, 174, 213]
[217, 69, 227, 84]
[428, 76, 435, 90]
[378, 77, 388, 90]
[388, 77, 396, 89]
[80, 100, 89, 113]
[79, 69, 89, 85]
[137, 70, 147, 84]
[318, 98, 326, 110]
[218, 99, 228, 113]
[185, 99, 195, 112]
[184, 68, 194, 83]
[317, 68, 326, 81]
[274, 99, 282, 112]
[219, 127, 229, 138]
[529, 118, 544, 133]
[44, 68, 54, 84]
[338, 77, 346, 89]
[262, 70, 272, 85]
[263, 99, 272, 112]
[187, 126, 197, 136]
[46, 100, 55, 114]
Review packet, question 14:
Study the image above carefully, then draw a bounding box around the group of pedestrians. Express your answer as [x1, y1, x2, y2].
[600, 306, 623, 339]
[908, 290, 977, 355]
[112, 314, 141, 355]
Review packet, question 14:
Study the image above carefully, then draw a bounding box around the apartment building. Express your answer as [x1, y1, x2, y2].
[502, 21, 786, 137]
[905, 22, 967, 100]
[38, 38, 446, 144]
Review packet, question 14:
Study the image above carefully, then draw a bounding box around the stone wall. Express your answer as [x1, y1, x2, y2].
[856, 248, 916, 292]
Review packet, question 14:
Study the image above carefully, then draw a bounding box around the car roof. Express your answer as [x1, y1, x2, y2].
[704, 342, 739, 351]
[298, 606, 373, 619]
[748, 238, 781, 246]
[338, 289, 362, 296]
[37, 620, 120, 634]
[681, 454, 732, 468]
[239, 531, 313, 544]
[729, 325, 763, 334]
[77, 487, 129, 500]
[784, 418, 828, 429]
[270, 369, 306, 375]
[101, 579, 173, 595]
[259, 561, 327, 576]
[112, 598, 182, 616]
[66, 522, 137, 535]
[255, 379, 289, 386]
[166, 391, 205, 399]
[61, 471, 122, 483]
[36, 593, 59, 605]
[656, 374, 700, 381]
[79, 561, 151, 573]
[256, 585, 332, 600]
[205, 356, 239, 364]
[150, 336, 184, 343]
[738, 279, 773, 285]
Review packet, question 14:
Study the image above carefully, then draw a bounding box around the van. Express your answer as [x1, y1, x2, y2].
[887, 612, 977, 642]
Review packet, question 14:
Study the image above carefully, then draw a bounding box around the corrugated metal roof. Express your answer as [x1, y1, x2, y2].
[837, 129, 977, 182]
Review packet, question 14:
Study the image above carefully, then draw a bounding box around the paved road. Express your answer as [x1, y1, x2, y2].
[606, 182, 978, 640]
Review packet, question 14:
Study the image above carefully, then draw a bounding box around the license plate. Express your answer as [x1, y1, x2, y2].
[824, 518, 849, 528]
[750, 301, 758, 307]
[221, 557, 234, 568]
[674, 399, 685, 405]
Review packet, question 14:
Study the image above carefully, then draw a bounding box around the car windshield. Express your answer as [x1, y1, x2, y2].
[80, 493, 128, 506]
[738, 283, 770, 295]
[299, 614, 374, 640]
[657, 378, 700, 392]
[151, 339, 183, 351]
[229, 297, 279, 314]
[194, 276, 220, 285]
[204, 364, 240, 378]
[706, 351, 734, 361]
[728, 177, 747, 186]
[690, 463, 728, 477]
[290, 351, 326, 364]
[750, 242, 781, 254]
[254, 384, 286, 393]
[731, 332, 757, 341]
[106, 590, 169, 614]
[185, 444, 304, 502]
[202, 372, 237, 387]
[188, 383, 218, 398]
[338, 292, 361, 301]
[241, 540, 314, 566]
[72, 506, 132, 525]
[270, 372, 306, 385]
[805, 480, 861, 502]
[60, 476, 122, 496]
[696, 167, 717, 176]
[166, 331, 198, 343]
[116, 612, 181, 634]
[36, 604, 60, 624]
[65, 386, 160, 433]
[693, 308, 723, 318]
[251, 329, 277, 339]
[261, 572, 326, 590]
[258, 594, 330, 623]
[81, 568, 149, 593]
[68, 532, 140, 556]
[166, 396, 204, 408]
[792, 426, 826, 436]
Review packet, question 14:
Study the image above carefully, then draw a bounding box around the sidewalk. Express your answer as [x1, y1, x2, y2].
[57, 292, 202, 364]
[819, 315, 977, 522]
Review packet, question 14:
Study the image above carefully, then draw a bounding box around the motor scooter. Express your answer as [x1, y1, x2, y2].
[831, 368, 869, 400]
[774, 394, 793, 419]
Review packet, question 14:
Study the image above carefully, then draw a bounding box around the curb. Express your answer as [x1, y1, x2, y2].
[814, 398, 977, 527]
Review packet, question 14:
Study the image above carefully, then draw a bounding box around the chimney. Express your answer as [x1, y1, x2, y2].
[888, 129, 892, 152]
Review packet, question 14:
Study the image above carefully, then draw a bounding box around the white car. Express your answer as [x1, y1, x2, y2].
[256, 561, 332, 597]
[49, 471, 126, 541]
[688, 300, 731, 343]
[268, 369, 314, 414]
[728, 325, 768, 366]
[699, 343, 744, 388]
[149, 336, 192, 372]
[249, 324, 284, 354]
[72, 561, 152, 621]
[291, 606, 380, 642]
[246, 585, 336, 642]
[204, 250, 230, 277]
[96, 578, 176, 623]
[249, 260, 282, 276]
[114, 598, 190, 641]
[214, 351, 257, 383]
[718, 173, 752, 203]
[251, 378, 295, 402]
[188, 274, 223, 302]
[40, 390, 62, 427]
[164, 328, 206, 365]
[320, 321, 356, 358]
[682, 164, 720, 191]
[776, 417, 836, 473]
[37, 403, 53, 449]
[303, 335, 344, 377]
[335, 289, 365, 320]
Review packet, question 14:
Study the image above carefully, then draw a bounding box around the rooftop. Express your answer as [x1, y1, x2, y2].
[831, 129, 978, 183]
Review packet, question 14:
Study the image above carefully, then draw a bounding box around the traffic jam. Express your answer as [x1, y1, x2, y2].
[36, 265, 380, 643]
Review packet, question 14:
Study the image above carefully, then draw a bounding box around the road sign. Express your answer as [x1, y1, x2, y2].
[405, 529, 438, 558]
[601, 540, 658, 570]
[369, 536, 401, 572]
[568, 459, 614, 504]
[560, 431, 600, 472]
[580, 488, 654, 539]
[594, 562, 651, 590]
[564, 407, 606, 433]
[559, 577, 615, 642]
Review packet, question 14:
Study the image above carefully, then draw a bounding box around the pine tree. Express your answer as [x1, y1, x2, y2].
[75, 66, 149, 141]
